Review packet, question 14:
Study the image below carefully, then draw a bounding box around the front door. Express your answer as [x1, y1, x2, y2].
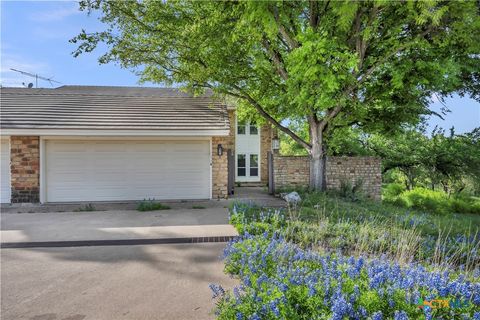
[235, 120, 261, 182]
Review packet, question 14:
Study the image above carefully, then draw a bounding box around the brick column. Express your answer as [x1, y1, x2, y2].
[211, 136, 228, 199]
[211, 110, 235, 199]
[260, 125, 273, 184]
[10, 136, 40, 203]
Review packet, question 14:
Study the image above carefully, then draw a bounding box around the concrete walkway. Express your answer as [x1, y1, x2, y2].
[232, 187, 286, 207]
[1, 208, 237, 245]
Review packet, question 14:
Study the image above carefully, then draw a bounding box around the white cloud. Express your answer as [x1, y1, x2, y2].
[29, 2, 81, 22]
[1, 53, 53, 87]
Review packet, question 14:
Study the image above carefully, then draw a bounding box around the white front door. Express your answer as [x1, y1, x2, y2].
[0, 138, 11, 203]
[235, 120, 260, 182]
[45, 139, 211, 202]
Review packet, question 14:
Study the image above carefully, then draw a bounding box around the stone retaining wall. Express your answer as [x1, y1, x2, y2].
[273, 155, 382, 200]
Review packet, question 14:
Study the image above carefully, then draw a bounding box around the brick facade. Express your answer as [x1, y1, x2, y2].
[273, 155, 382, 200]
[10, 136, 40, 203]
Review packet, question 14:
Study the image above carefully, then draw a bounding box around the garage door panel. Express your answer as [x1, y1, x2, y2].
[46, 140, 210, 202]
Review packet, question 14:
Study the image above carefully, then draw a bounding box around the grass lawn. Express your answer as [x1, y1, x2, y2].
[230, 191, 479, 273]
[299, 192, 480, 237]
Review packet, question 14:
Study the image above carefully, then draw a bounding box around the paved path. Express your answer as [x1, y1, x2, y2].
[1, 208, 237, 245]
[1, 243, 236, 320]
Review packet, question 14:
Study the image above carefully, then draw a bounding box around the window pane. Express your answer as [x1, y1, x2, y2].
[250, 154, 258, 167]
[250, 168, 258, 176]
[237, 123, 246, 134]
[237, 154, 246, 167]
[238, 168, 246, 176]
[249, 125, 258, 135]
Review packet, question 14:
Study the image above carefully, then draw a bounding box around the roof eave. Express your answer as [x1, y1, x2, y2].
[0, 128, 230, 137]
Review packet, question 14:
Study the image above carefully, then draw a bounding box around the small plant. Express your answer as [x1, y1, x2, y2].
[192, 205, 206, 209]
[75, 203, 96, 212]
[338, 178, 364, 201]
[136, 198, 170, 211]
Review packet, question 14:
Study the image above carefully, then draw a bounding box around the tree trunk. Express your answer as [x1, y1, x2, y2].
[308, 119, 327, 191]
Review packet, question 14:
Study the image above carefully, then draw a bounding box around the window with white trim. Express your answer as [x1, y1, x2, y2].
[237, 154, 246, 176]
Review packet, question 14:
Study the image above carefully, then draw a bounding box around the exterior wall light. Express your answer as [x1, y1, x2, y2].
[217, 144, 224, 156]
[272, 138, 280, 151]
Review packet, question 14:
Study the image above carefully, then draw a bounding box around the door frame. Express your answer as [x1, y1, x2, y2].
[234, 117, 261, 182]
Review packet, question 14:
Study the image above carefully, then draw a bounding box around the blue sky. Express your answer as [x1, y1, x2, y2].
[1, 1, 479, 134]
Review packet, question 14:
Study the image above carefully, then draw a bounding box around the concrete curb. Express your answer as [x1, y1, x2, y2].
[1, 235, 238, 249]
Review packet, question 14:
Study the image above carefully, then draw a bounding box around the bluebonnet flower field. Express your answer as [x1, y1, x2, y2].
[212, 233, 479, 319]
[211, 196, 480, 319]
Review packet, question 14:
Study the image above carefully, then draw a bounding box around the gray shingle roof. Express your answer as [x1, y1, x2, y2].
[0, 86, 229, 132]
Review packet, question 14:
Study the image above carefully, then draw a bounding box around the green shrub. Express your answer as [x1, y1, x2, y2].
[136, 199, 170, 211]
[400, 188, 449, 214]
[382, 183, 405, 199]
[391, 188, 480, 215]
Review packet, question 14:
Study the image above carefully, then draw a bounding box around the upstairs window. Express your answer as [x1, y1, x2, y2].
[237, 122, 246, 135]
[249, 123, 258, 135]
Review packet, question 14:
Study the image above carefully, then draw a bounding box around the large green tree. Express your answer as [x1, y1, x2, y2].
[72, 0, 480, 190]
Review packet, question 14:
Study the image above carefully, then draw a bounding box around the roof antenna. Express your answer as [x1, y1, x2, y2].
[10, 68, 62, 88]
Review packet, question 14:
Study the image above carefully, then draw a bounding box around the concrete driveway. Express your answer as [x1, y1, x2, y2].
[1, 208, 237, 244]
[1, 243, 236, 320]
[1, 207, 239, 319]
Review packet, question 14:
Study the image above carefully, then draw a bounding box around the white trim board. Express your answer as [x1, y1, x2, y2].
[1, 129, 229, 137]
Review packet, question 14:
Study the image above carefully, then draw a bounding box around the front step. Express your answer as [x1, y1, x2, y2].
[235, 182, 266, 187]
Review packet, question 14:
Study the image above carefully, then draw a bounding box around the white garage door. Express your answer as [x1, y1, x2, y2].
[1, 139, 11, 203]
[45, 140, 211, 202]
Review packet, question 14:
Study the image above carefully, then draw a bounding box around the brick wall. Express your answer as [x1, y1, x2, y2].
[273, 155, 382, 200]
[273, 156, 310, 188]
[10, 136, 40, 203]
[211, 110, 235, 199]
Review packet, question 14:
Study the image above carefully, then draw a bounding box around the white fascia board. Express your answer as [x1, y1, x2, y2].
[0, 129, 230, 137]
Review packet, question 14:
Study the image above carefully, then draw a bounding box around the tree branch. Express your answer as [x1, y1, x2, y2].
[270, 6, 299, 50]
[309, 0, 319, 30]
[262, 38, 288, 81]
